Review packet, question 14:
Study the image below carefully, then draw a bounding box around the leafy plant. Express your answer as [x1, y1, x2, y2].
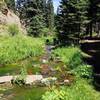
[42, 79, 100, 100]
[68, 52, 83, 70]
[42, 86, 67, 100]
[71, 64, 92, 78]
[12, 66, 27, 86]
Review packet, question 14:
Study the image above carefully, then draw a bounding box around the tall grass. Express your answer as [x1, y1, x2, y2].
[52, 47, 82, 69]
[8, 24, 20, 36]
[0, 35, 44, 64]
[52, 47, 92, 78]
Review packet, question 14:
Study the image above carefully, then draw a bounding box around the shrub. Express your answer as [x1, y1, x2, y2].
[68, 52, 83, 69]
[8, 24, 19, 36]
[41, 28, 50, 37]
[71, 64, 92, 78]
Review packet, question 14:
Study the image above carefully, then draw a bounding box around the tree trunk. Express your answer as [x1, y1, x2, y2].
[89, 21, 93, 38]
[86, 24, 89, 35]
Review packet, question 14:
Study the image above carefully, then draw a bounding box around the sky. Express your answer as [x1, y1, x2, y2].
[53, 0, 61, 13]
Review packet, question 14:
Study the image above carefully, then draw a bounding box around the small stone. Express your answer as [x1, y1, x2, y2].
[42, 59, 47, 63]
[64, 79, 70, 83]
[41, 77, 57, 86]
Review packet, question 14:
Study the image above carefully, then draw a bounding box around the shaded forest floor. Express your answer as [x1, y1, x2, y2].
[81, 37, 100, 89]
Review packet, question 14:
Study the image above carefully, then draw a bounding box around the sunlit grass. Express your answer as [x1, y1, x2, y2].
[42, 79, 100, 100]
[52, 47, 82, 69]
[0, 35, 44, 64]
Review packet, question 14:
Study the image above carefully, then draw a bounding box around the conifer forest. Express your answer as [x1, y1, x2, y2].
[0, 0, 100, 100]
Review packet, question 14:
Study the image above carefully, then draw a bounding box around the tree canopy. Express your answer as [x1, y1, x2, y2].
[15, 0, 54, 36]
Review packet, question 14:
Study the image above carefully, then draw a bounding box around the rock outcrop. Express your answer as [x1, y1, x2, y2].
[0, 8, 21, 28]
[0, 2, 26, 35]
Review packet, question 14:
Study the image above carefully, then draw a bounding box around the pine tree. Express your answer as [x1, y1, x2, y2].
[86, 0, 100, 37]
[15, 0, 43, 36]
[46, 0, 54, 30]
[15, 0, 48, 36]
[41, 0, 47, 27]
[25, 0, 42, 36]
[5, 0, 15, 11]
[28, 15, 43, 37]
[57, 0, 89, 37]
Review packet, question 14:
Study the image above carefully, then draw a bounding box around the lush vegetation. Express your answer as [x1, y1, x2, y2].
[52, 47, 92, 78]
[0, 0, 100, 100]
[41, 47, 98, 100]
[52, 47, 82, 67]
[42, 79, 100, 100]
[0, 35, 44, 64]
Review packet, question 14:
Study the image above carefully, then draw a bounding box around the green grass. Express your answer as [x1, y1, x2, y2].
[52, 47, 83, 69]
[1, 86, 46, 100]
[13, 87, 46, 100]
[0, 63, 21, 76]
[42, 79, 100, 100]
[8, 24, 20, 36]
[0, 35, 44, 64]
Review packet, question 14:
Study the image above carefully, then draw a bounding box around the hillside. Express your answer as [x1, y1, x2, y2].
[0, 1, 24, 36]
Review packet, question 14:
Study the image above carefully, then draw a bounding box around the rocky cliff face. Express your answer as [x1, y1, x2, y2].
[0, 8, 21, 27]
[0, 2, 26, 35]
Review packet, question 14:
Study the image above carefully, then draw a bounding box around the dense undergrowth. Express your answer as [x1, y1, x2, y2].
[52, 47, 92, 78]
[52, 47, 82, 68]
[42, 46, 100, 100]
[0, 32, 99, 100]
[0, 35, 44, 64]
[42, 79, 100, 100]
